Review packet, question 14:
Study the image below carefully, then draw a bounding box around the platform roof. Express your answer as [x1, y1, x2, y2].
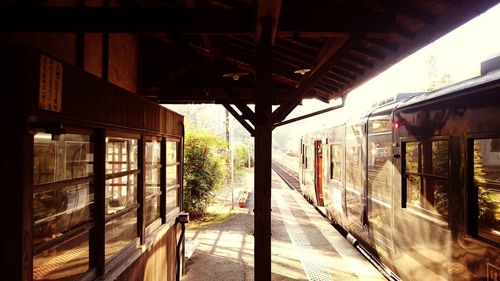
[2, 0, 499, 123]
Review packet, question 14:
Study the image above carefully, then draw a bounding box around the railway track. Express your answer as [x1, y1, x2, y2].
[271, 160, 301, 192]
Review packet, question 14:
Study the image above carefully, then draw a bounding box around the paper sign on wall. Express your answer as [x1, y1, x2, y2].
[39, 55, 63, 112]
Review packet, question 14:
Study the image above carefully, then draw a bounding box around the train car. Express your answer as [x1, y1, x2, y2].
[299, 60, 500, 280]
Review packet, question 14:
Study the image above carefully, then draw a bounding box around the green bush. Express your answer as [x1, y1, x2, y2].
[183, 128, 227, 218]
[234, 143, 253, 169]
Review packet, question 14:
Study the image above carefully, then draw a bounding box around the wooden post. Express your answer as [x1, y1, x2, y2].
[254, 17, 273, 281]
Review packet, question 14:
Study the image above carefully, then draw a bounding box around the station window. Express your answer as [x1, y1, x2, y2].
[105, 137, 139, 262]
[166, 139, 181, 216]
[471, 138, 500, 245]
[403, 139, 449, 220]
[33, 132, 94, 281]
[144, 138, 162, 228]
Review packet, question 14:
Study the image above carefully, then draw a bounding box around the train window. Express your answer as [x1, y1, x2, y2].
[368, 118, 391, 134]
[167, 140, 181, 215]
[472, 139, 500, 244]
[33, 132, 94, 281]
[145, 139, 162, 228]
[105, 137, 139, 262]
[404, 140, 449, 220]
[346, 144, 362, 189]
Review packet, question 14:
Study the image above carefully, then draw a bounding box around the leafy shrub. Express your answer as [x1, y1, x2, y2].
[234, 143, 253, 169]
[183, 128, 227, 218]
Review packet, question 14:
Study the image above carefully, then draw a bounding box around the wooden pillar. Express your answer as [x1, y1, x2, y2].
[0, 44, 33, 281]
[254, 17, 273, 281]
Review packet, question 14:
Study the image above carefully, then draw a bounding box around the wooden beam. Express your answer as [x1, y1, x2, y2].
[0, 5, 393, 34]
[213, 86, 256, 124]
[429, 0, 463, 7]
[142, 86, 292, 103]
[222, 104, 255, 136]
[363, 38, 399, 52]
[279, 2, 394, 34]
[272, 35, 359, 123]
[257, 0, 282, 45]
[392, 26, 416, 40]
[187, 43, 297, 87]
[0, 7, 254, 33]
[344, 54, 374, 69]
[186, 0, 222, 60]
[352, 46, 386, 61]
[274, 98, 345, 127]
[392, 3, 438, 26]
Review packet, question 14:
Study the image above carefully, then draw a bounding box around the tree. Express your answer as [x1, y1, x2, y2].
[234, 142, 254, 169]
[425, 54, 454, 91]
[183, 126, 228, 218]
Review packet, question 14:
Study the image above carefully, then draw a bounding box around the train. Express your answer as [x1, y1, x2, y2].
[299, 58, 500, 280]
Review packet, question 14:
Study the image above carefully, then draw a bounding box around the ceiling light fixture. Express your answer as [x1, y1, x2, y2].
[294, 68, 311, 75]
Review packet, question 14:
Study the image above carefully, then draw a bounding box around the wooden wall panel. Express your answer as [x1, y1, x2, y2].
[1, 32, 76, 65]
[109, 33, 138, 93]
[84, 33, 103, 77]
[21, 48, 183, 137]
[112, 227, 179, 281]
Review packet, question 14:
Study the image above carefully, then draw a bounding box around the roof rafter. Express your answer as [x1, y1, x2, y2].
[272, 35, 360, 123]
[223, 103, 255, 136]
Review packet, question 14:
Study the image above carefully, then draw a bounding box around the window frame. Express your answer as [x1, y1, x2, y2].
[32, 128, 97, 281]
[31, 126, 183, 280]
[143, 135, 164, 235]
[466, 132, 500, 247]
[103, 131, 141, 265]
[401, 135, 451, 226]
[166, 137, 182, 220]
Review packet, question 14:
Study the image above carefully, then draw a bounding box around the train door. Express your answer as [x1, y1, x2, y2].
[314, 140, 325, 206]
[329, 126, 346, 223]
[366, 109, 394, 263]
[345, 121, 367, 234]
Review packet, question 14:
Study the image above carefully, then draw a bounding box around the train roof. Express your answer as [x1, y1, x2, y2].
[396, 68, 500, 109]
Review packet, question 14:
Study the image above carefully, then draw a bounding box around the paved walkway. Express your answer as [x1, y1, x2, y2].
[182, 170, 385, 281]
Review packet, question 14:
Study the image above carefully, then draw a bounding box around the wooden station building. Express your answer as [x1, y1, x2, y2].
[0, 1, 498, 281]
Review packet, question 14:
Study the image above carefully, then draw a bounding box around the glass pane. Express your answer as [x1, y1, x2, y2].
[166, 165, 178, 186]
[145, 168, 161, 226]
[407, 175, 422, 208]
[106, 175, 137, 216]
[432, 140, 448, 177]
[65, 141, 93, 180]
[474, 139, 500, 243]
[405, 142, 419, 173]
[166, 187, 179, 214]
[105, 211, 137, 262]
[33, 231, 89, 281]
[145, 140, 161, 166]
[167, 141, 178, 164]
[145, 195, 161, 226]
[33, 183, 94, 246]
[34, 133, 94, 184]
[106, 138, 138, 174]
[431, 178, 448, 219]
[345, 144, 361, 189]
[145, 168, 161, 197]
[332, 144, 342, 180]
[368, 118, 391, 134]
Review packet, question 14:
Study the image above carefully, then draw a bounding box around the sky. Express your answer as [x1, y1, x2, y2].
[278, 2, 500, 146]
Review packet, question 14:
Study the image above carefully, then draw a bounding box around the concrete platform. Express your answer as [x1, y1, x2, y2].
[182, 171, 386, 281]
